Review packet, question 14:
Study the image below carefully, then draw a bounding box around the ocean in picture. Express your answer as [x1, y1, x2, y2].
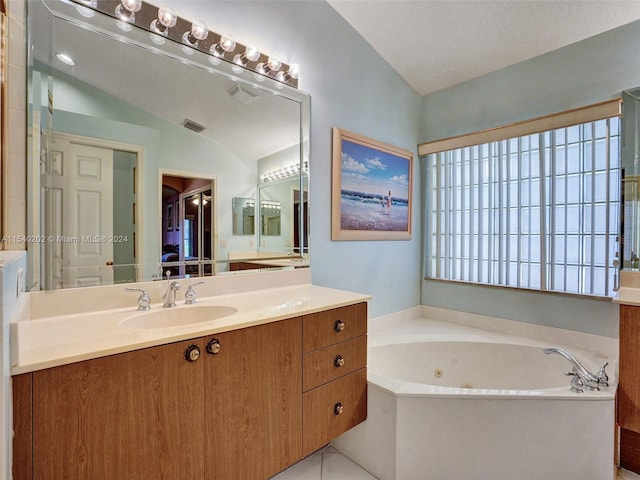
[340, 189, 409, 231]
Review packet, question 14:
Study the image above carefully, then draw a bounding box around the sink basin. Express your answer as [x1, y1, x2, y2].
[120, 305, 237, 329]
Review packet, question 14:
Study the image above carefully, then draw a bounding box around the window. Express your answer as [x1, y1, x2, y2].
[423, 102, 621, 298]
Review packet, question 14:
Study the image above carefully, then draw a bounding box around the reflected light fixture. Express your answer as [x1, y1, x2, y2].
[261, 161, 309, 183]
[76, 0, 96, 16]
[56, 52, 76, 66]
[150, 5, 177, 37]
[115, 0, 142, 23]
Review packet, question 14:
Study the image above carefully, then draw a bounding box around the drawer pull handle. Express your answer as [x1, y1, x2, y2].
[334, 402, 344, 415]
[206, 338, 221, 355]
[184, 345, 201, 362]
[334, 355, 345, 367]
[334, 320, 345, 332]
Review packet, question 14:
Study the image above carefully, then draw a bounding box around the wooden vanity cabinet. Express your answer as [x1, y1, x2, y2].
[13, 303, 368, 480]
[619, 304, 640, 473]
[203, 317, 302, 480]
[301, 302, 368, 456]
[14, 339, 205, 480]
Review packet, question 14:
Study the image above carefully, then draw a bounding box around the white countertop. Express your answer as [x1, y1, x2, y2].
[11, 284, 371, 374]
[613, 286, 640, 306]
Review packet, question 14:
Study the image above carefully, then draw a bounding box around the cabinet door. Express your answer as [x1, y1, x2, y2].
[204, 318, 302, 480]
[302, 368, 367, 456]
[620, 305, 640, 431]
[32, 339, 204, 480]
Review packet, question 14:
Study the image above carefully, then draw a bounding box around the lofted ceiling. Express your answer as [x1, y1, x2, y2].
[327, 0, 640, 96]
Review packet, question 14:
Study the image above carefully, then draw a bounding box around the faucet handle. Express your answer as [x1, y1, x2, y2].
[124, 287, 151, 311]
[185, 281, 205, 305]
[596, 361, 609, 386]
[565, 371, 584, 393]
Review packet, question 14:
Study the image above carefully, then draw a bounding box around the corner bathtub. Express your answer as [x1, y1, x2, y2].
[332, 317, 617, 480]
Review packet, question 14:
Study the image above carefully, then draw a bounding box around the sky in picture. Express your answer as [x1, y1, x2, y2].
[341, 139, 409, 199]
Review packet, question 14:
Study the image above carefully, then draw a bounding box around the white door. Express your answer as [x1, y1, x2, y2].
[44, 136, 114, 288]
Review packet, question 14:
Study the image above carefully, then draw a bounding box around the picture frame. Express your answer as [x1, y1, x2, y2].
[332, 127, 413, 241]
[174, 200, 180, 231]
[166, 202, 173, 231]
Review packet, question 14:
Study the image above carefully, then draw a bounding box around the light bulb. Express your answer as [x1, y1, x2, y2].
[210, 33, 236, 57]
[150, 5, 177, 36]
[115, 0, 141, 23]
[157, 6, 177, 28]
[219, 34, 236, 52]
[257, 56, 282, 75]
[287, 63, 300, 80]
[244, 46, 260, 62]
[190, 20, 208, 41]
[232, 45, 260, 71]
[182, 20, 208, 48]
[267, 57, 281, 72]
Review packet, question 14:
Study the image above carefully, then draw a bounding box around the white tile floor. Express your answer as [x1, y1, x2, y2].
[271, 446, 378, 480]
[272, 447, 639, 480]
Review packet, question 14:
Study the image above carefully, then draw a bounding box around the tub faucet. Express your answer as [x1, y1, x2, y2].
[162, 271, 180, 308]
[543, 347, 609, 393]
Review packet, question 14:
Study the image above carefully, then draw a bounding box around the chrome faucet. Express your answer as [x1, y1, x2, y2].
[162, 271, 180, 307]
[124, 287, 151, 310]
[543, 347, 609, 393]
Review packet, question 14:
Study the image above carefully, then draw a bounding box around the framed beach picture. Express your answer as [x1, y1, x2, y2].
[332, 127, 413, 241]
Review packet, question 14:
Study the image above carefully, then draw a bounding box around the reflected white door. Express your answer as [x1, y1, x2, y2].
[45, 137, 114, 288]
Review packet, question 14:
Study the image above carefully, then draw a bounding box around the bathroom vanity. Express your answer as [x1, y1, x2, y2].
[11, 283, 369, 480]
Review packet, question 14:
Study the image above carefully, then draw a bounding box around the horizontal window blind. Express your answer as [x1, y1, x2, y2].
[425, 112, 621, 298]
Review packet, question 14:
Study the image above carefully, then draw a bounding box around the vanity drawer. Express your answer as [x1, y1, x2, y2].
[303, 302, 367, 352]
[302, 368, 367, 456]
[303, 335, 367, 392]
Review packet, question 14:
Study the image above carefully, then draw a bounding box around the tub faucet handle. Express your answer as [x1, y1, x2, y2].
[595, 361, 609, 387]
[565, 370, 584, 393]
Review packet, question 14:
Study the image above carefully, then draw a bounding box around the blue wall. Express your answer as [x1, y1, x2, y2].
[421, 20, 640, 337]
[168, 1, 424, 318]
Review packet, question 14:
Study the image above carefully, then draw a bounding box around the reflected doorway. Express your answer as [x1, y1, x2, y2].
[161, 174, 215, 278]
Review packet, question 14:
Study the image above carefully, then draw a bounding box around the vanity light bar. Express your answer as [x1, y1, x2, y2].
[70, 0, 299, 88]
[262, 161, 309, 183]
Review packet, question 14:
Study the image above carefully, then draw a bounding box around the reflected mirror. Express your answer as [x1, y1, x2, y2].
[261, 201, 281, 236]
[232, 197, 255, 236]
[26, 0, 310, 290]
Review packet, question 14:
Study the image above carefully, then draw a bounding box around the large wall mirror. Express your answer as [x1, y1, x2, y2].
[26, 0, 310, 290]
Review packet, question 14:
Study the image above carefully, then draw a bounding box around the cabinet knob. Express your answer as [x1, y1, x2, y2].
[184, 345, 201, 362]
[206, 338, 221, 355]
[334, 320, 345, 332]
[334, 402, 344, 415]
[334, 355, 345, 367]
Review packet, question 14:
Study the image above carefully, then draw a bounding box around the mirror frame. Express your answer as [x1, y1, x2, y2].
[26, 0, 311, 290]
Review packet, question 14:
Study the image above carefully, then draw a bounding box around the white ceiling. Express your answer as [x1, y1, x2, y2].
[327, 0, 640, 96]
